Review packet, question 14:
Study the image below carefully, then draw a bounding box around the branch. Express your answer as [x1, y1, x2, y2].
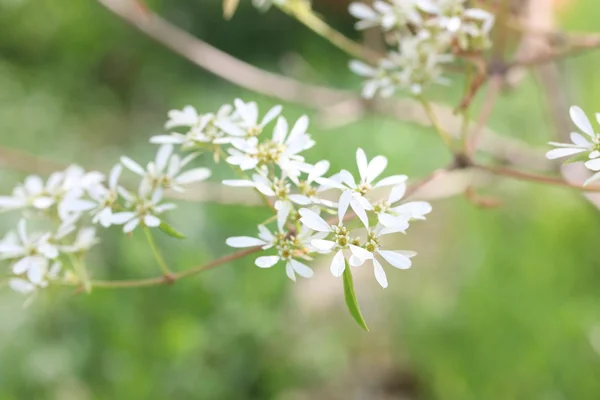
[474, 164, 600, 192]
[94, 0, 555, 173]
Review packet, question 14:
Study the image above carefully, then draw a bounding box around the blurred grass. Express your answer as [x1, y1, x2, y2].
[1, 0, 600, 399]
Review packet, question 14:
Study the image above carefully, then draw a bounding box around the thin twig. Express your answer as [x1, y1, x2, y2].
[474, 164, 600, 192]
[467, 75, 502, 155]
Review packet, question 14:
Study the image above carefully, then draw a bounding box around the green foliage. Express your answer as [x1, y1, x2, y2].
[342, 261, 370, 332]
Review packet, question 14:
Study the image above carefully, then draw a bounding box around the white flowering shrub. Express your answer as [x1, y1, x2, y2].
[1, 0, 597, 330]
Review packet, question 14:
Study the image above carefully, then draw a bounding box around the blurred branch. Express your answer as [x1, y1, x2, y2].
[94, 0, 553, 172]
[276, 2, 381, 62]
[474, 164, 600, 192]
[0, 146, 65, 175]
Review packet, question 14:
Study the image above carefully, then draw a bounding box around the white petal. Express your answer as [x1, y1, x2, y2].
[349, 255, 366, 267]
[338, 190, 352, 222]
[379, 213, 408, 229]
[350, 197, 370, 228]
[389, 183, 407, 203]
[222, 179, 255, 187]
[155, 145, 173, 172]
[13, 256, 32, 275]
[378, 250, 412, 269]
[394, 201, 432, 219]
[375, 175, 408, 188]
[290, 259, 313, 278]
[260, 105, 283, 127]
[120, 156, 146, 176]
[308, 160, 330, 182]
[0, 197, 25, 208]
[330, 249, 346, 277]
[546, 147, 586, 160]
[298, 208, 331, 232]
[585, 158, 600, 171]
[27, 258, 46, 285]
[311, 239, 336, 251]
[175, 168, 211, 185]
[349, 60, 375, 77]
[109, 164, 122, 189]
[9, 278, 35, 294]
[287, 115, 309, 143]
[289, 194, 311, 205]
[570, 132, 592, 147]
[226, 236, 266, 248]
[339, 169, 357, 188]
[349, 244, 373, 261]
[272, 116, 288, 143]
[144, 215, 161, 227]
[372, 258, 388, 288]
[285, 263, 297, 282]
[123, 218, 140, 233]
[356, 148, 368, 181]
[570, 106, 595, 137]
[255, 255, 280, 268]
[24, 175, 44, 193]
[32, 197, 54, 209]
[276, 201, 291, 231]
[366, 156, 388, 183]
[348, 2, 378, 19]
[110, 212, 135, 224]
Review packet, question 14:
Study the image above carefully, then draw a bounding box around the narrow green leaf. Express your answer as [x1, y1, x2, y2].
[223, 0, 239, 20]
[342, 261, 370, 332]
[159, 221, 186, 239]
[564, 152, 590, 164]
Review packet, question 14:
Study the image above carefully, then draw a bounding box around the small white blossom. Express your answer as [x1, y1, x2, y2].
[217, 99, 282, 141]
[353, 224, 417, 288]
[121, 144, 211, 197]
[299, 207, 372, 277]
[226, 224, 319, 281]
[0, 220, 59, 288]
[110, 189, 176, 233]
[546, 106, 600, 185]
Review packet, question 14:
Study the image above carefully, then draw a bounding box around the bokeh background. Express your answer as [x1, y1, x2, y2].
[1, 0, 600, 399]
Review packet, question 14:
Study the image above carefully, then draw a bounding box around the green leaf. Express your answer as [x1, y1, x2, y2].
[223, 0, 239, 20]
[342, 261, 370, 332]
[564, 152, 590, 164]
[159, 221, 186, 239]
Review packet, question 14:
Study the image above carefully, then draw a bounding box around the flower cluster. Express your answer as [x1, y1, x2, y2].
[226, 144, 432, 288]
[1, 98, 432, 297]
[0, 142, 211, 296]
[546, 105, 600, 185]
[349, 0, 494, 97]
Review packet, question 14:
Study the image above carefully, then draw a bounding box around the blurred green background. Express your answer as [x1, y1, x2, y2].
[1, 0, 600, 399]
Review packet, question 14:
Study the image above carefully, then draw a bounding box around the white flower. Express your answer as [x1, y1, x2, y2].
[226, 224, 317, 281]
[324, 148, 409, 227]
[546, 106, 600, 185]
[110, 189, 176, 233]
[349, 1, 423, 32]
[152, 104, 235, 149]
[298, 207, 372, 277]
[121, 145, 211, 197]
[225, 115, 314, 177]
[217, 99, 282, 140]
[0, 220, 59, 287]
[84, 164, 123, 227]
[371, 181, 432, 227]
[224, 171, 310, 230]
[354, 224, 417, 288]
[290, 160, 337, 207]
[8, 261, 61, 295]
[60, 227, 99, 254]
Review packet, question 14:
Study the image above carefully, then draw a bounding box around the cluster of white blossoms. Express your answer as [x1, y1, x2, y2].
[348, 0, 494, 97]
[0, 98, 432, 297]
[546, 106, 600, 185]
[225, 138, 432, 288]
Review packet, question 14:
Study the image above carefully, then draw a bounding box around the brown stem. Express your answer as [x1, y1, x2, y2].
[86, 246, 262, 289]
[474, 164, 600, 192]
[467, 76, 502, 155]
